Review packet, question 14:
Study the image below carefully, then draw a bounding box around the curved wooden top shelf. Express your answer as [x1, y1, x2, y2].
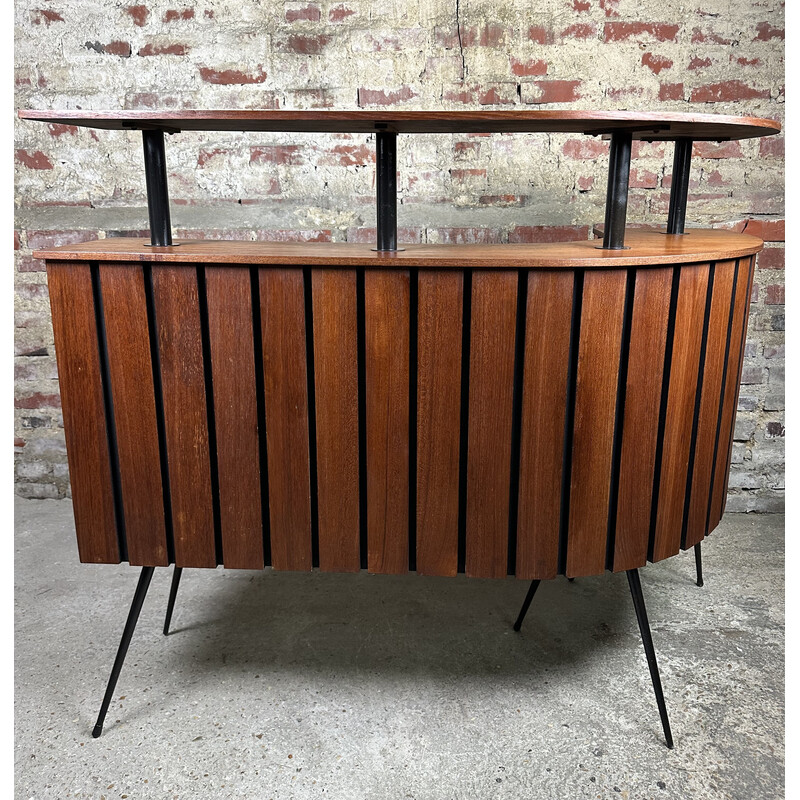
[34, 228, 762, 268]
[18, 109, 779, 141]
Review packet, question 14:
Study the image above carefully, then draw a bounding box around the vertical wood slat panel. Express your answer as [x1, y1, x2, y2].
[100, 264, 168, 566]
[566, 270, 627, 577]
[415, 271, 463, 576]
[651, 263, 711, 562]
[612, 267, 672, 572]
[708, 256, 755, 531]
[47, 262, 120, 564]
[465, 270, 518, 579]
[261, 268, 313, 571]
[516, 271, 574, 580]
[365, 270, 410, 574]
[152, 266, 217, 568]
[206, 266, 264, 569]
[684, 260, 737, 548]
[312, 269, 361, 572]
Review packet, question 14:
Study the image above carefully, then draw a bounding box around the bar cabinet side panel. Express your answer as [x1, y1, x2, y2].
[46, 261, 120, 564]
[206, 266, 264, 570]
[152, 266, 217, 568]
[100, 263, 168, 566]
[312, 268, 361, 572]
[415, 271, 463, 577]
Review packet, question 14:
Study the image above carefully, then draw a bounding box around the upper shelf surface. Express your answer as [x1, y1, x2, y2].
[18, 109, 779, 140]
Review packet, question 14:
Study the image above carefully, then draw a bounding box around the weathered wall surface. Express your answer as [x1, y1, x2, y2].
[14, 0, 784, 511]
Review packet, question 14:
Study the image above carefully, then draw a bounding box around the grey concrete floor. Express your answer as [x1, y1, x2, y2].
[15, 498, 783, 800]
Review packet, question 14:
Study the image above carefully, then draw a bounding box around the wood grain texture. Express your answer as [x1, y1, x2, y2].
[206, 266, 264, 569]
[516, 271, 574, 580]
[684, 260, 737, 548]
[152, 266, 217, 568]
[612, 268, 672, 572]
[651, 264, 711, 562]
[260, 268, 313, 571]
[47, 262, 120, 564]
[312, 269, 361, 572]
[99, 264, 167, 566]
[365, 270, 410, 575]
[465, 270, 518, 579]
[32, 229, 763, 270]
[566, 270, 627, 577]
[415, 271, 463, 577]
[709, 256, 755, 530]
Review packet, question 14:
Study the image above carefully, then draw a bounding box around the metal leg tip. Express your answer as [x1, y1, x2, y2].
[696, 578, 704, 588]
[92, 724, 103, 739]
[163, 624, 170, 636]
[512, 622, 522, 633]
[665, 735, 674, 749]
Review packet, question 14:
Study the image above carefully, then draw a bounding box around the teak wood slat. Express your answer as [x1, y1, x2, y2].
[260, 268, 313, 571]
[516, 271, 574, 580]
[365, 270, 410, 575]
[99, 264, 168, 567]
[566, 270, 628, 578]
[151, 266, 217, 568]
[312, 269, 361, 572]
[465, 271, 518, 579]
[415, 271, 464, 577]
[205, 266, 264, 569]
[46, 262, 120, 564]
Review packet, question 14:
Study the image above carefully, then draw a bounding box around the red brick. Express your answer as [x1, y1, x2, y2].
[46, 123, 79, 137]
[284, 34, 331, 53]
[126, 4, 149, 26]
[759, 136, 783, 158]
[692, 141, 743, 159]
[572, 0, 590, 10]
[14, 231, 20, 251]
[163, 8, 194, 21]
[765, 285, 784, 305]
[560, 23, 596, 39]
[562, 138, 607, 159]
[758, 247, 784, 270]
[31, 8, 64, 25]
[15, 150, 54, 170]
[576, 175, 595, 191]
[477, 85, 516, 105]
[429, 228, 502, 245]
[18, 256, 45, 273]
[449, 168, 487, 182]
[742, 218, 784, 242]
[603, 22, 680, 42]
[199, 66, 267, 84]
[510, 57, 547, 77]
[454, 141, 481, 159]
[329, 4, 355, 22]
[249, 145, 305, 165]
[138, 42, 188, 56]
[443, 87, 476, 104]
[285, 3, 320, 22]
[754, 21, 784, 41]
[691, 81, 769, 102]
[658, 82, 683, 101]
[599, 0, 620, 15]
[629, 168, 659, 189]
[509, 225, 590, 243]
[327, 144, 375, 166]
[196, 147, 230, 167]
[358, 86, 417, 106]
[690, 27, 731, 45]
[688, 56, 712, 70]
[15, 393, 61, 409]
[103, 40, 132, 56]
[15, 438, 26, 450]
[641, 53, 673, 74]
[27, 230, 97, 250]
[527, 26, 554, 45]
[521, 80, 582, 104]
[736, 56, 761, 67]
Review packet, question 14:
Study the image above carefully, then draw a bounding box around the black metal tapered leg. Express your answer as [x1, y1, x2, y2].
[626, 569, 673, 748]
[92, 566, 155, 738]
[694, 543, 704, 587]
[163, 567, 183, 635]
[512, 580, 541, 632]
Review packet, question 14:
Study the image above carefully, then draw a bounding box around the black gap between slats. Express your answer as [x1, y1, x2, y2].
[606, 268, 636, 572]
[647, 265, 681, 563]
[456, 269, 473, 574]
[303, 267, 320, 569]
[356, 269, 369, 571]
[704, 260, 740, 537]
[680, 263, 716, 551]
[143, 264, 175, 565]
[90, 262, 128, 563]
[507, 269, 529, 576]
[250, 267, 271, 567]
[196, 266, 224, 566]
[409, 268, 419, 573]
[557, 269, 584, 577]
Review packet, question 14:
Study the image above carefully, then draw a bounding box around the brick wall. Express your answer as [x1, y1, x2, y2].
[14, 0, 784, 511]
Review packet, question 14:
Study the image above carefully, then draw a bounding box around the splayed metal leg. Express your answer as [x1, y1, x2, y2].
[512, 579, 541, 632]
[694, 543, 704, 587]
[163, 566, 183, 635]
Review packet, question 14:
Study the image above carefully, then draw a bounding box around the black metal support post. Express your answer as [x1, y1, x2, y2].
[92, 566, 155, 738]
[666, 138, 693, 235]
[163, 567, 183, 635]
[694, 543, 704, 587]
[375, 130, 399, 251]
[142, 130, 173, 247]
[512, 579, 541, 632]
[601, 131, 633, 250]
[626, 568, 674, 748]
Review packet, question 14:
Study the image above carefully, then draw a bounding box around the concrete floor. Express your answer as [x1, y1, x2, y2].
[15, 499, 783, 800]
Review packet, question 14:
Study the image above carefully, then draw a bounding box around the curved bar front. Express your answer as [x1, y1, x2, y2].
[38, 228, 759, 579]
